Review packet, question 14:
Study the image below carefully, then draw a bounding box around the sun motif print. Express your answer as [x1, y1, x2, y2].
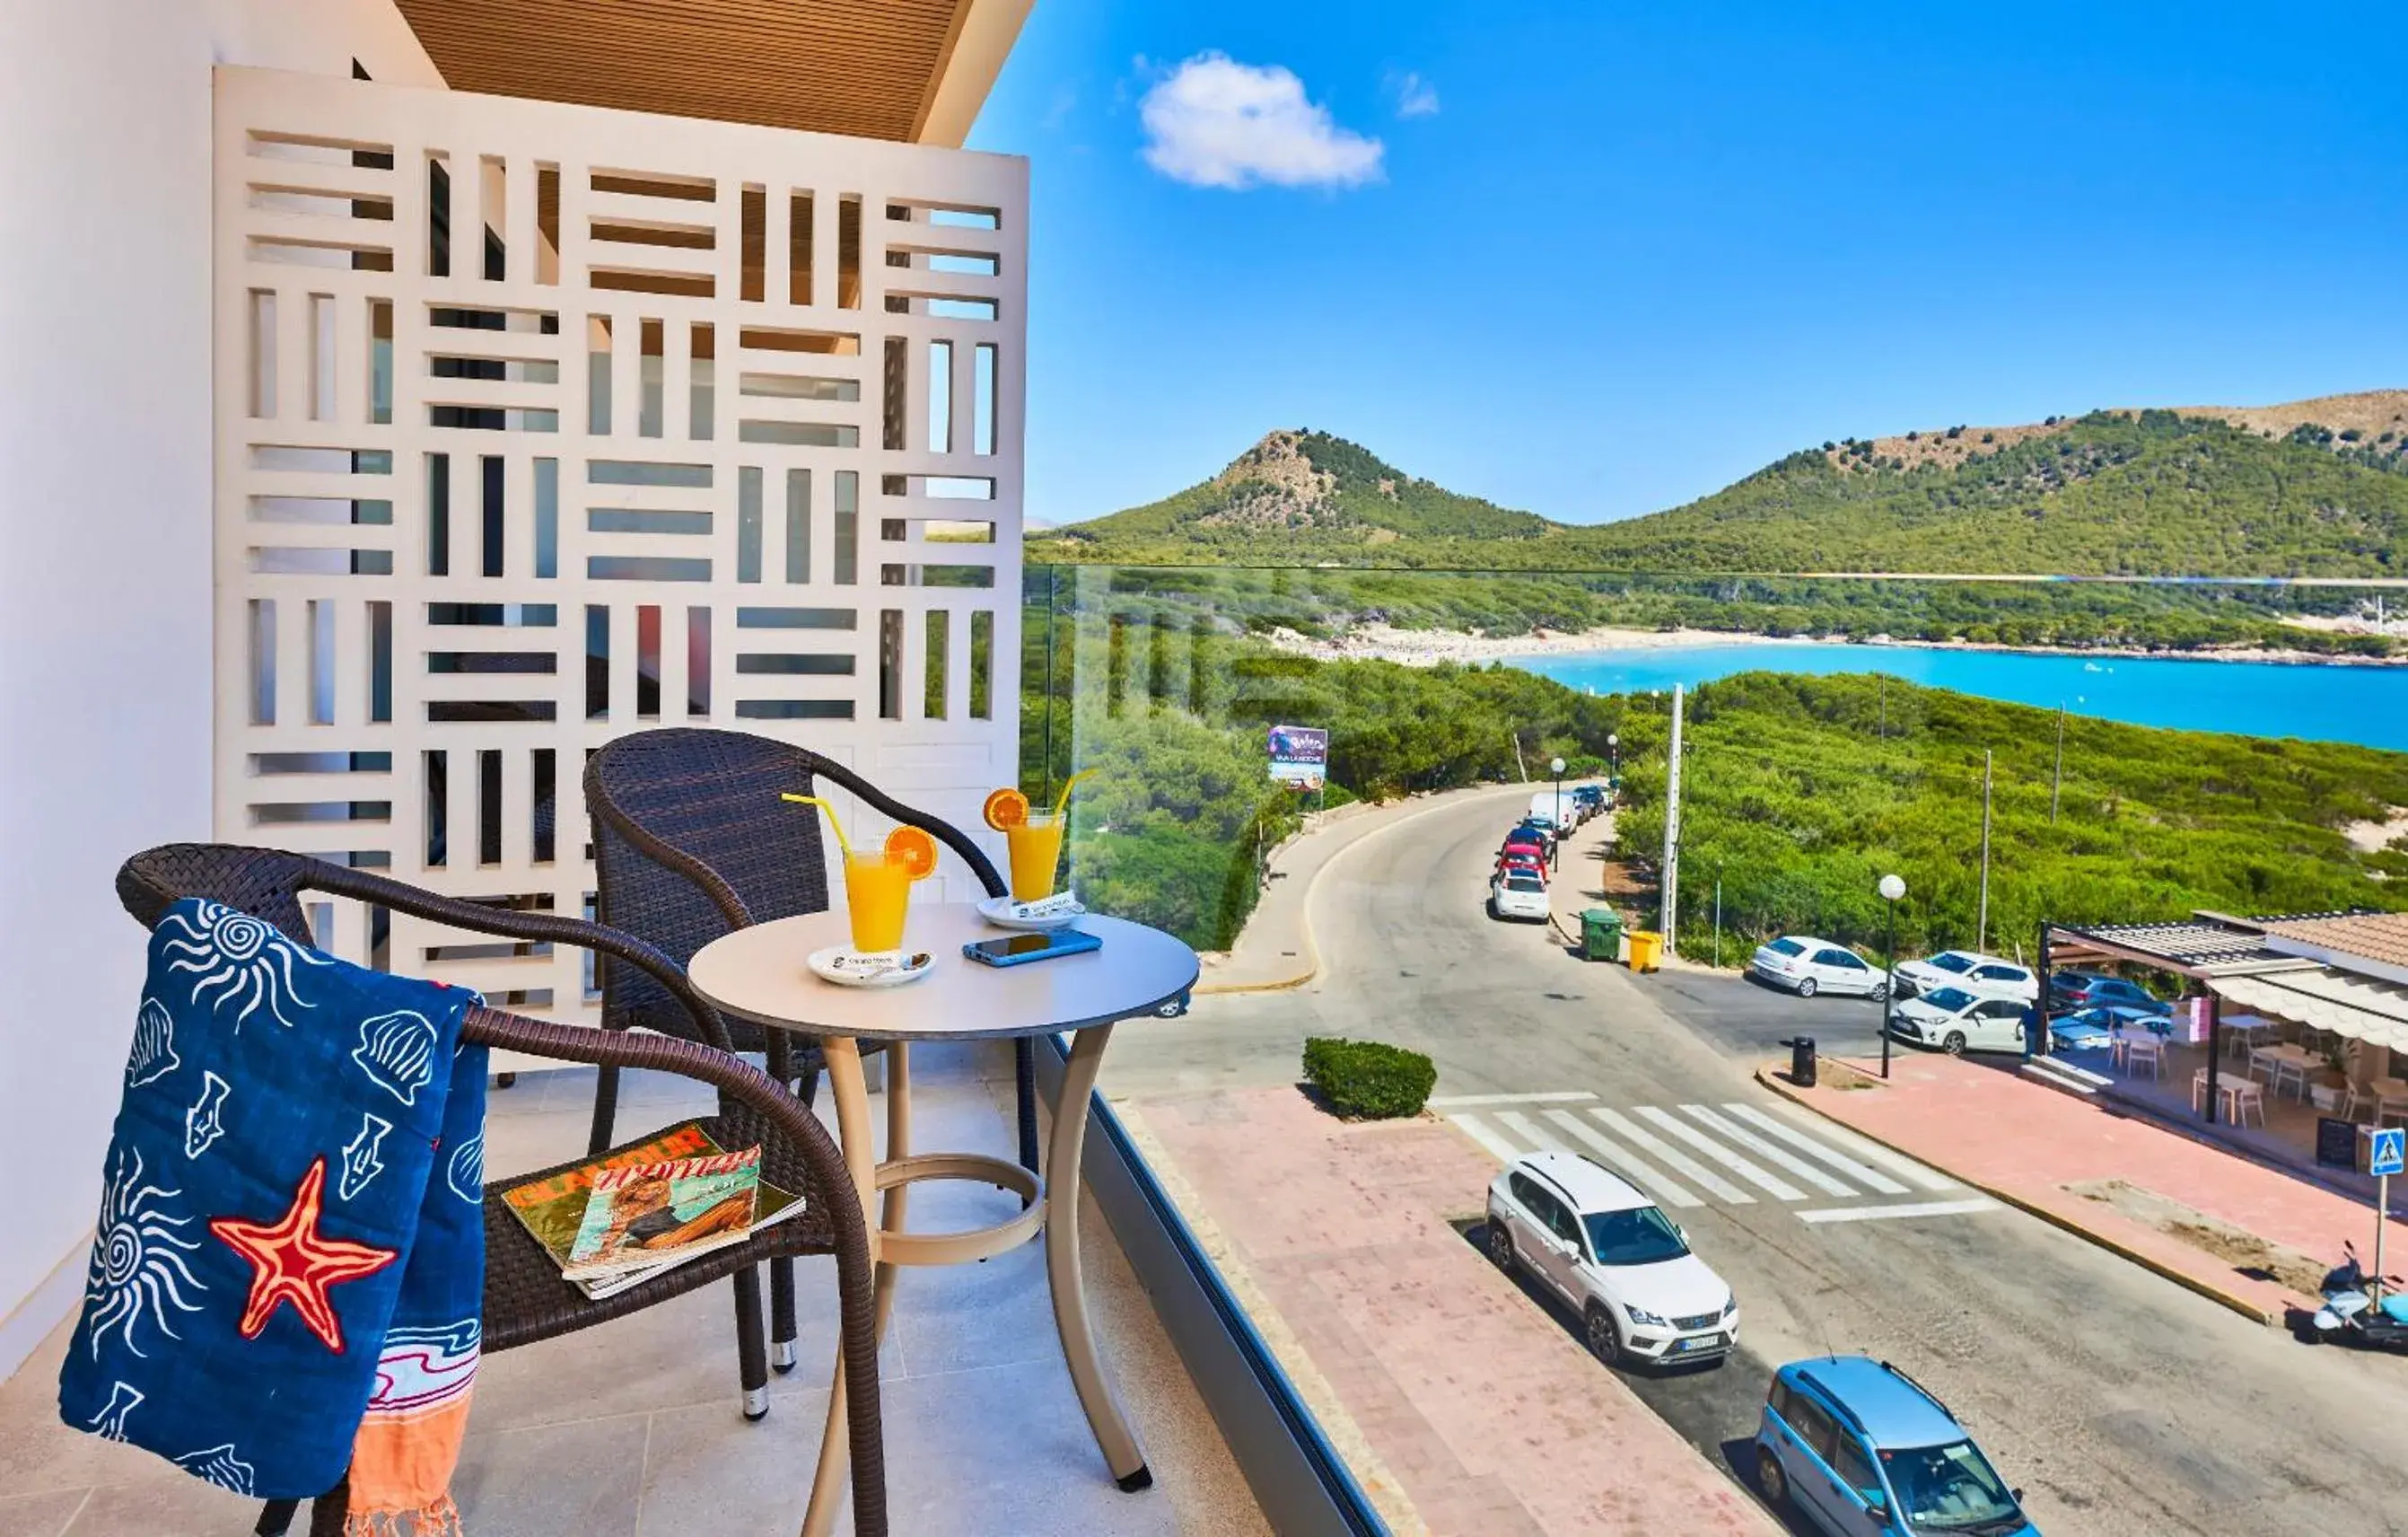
[210, 1158, 399, 1353]
[83, 1146, 207, 1360]
[157, 900, 333, 1032]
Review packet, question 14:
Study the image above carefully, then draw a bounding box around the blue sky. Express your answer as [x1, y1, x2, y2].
[971, 3, 2408, 527]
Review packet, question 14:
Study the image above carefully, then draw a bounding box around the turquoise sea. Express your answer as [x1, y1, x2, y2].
[1518, 642, 2408, 753]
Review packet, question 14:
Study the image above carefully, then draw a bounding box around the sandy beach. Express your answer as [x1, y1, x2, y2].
[1263, 620, 2408, 671]
[1263, 623, 1795, 667]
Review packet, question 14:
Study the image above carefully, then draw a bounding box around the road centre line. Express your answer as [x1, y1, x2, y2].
[1797, 1199, 2001, 1225]
[1633, 1107, 1808, 1201]
[1719, 1102, 1912, 1195]
[1677, 1105, 1861, 1198]
[1499, 1110, 1705, 1209]
[1428, 1091, 1599, 1107]
[1764, 1103, 1961, 1191]
[1580, 1108, 1752, 1204]
[1446, 1111, 1526, 1165]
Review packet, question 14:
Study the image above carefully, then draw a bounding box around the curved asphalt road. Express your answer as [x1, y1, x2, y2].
[1108, 787, 2408, 1536]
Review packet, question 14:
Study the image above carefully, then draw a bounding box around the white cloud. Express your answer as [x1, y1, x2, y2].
[1139, 53, 1384, 191]
[1389, 71, 1440, 119]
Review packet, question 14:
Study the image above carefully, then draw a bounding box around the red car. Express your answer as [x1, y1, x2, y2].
[1496, 850, 1546, 881]
[1499, 838, 1549, 874]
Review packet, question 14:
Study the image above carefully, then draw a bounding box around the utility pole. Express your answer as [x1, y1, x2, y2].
[2050, 707, 2064, 826]
[1878, 675, 1887, 740]
[1976, 749, 1994, 952]
[1713, 878, 1722, 970]
[1661, 684, 1686, 956]
[1511, 731, 1528, 785]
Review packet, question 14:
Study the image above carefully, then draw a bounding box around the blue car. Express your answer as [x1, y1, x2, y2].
[2046, 971, 2169, 1016]
[1756, 1356, 2036, 1535]
[2045, 1004, 2167, 1052]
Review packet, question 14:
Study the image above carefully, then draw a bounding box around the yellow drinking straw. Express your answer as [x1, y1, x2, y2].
[779, 793, 854, 858]
[1052, 768, 1099, 820]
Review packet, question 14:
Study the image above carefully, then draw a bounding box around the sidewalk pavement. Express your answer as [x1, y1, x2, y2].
[1196, 785, 1532, 994]
[1122, 1086, 1780, 1537]
[1762, 1052, 2408, 1323]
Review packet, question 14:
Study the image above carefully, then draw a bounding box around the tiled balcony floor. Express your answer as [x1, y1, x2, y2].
[0, 1043, 1267, 1537]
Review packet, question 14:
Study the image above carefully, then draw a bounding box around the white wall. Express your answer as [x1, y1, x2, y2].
[0, 0, 440, 1382]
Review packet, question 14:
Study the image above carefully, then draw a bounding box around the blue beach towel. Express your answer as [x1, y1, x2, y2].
[59, 898, 486, 1532]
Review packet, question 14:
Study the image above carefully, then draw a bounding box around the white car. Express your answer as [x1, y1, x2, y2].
[1890, 949, 2037, 1004]
[1887, 985, 2033, 1055]
[1486, 1150, 1738, 1367]
[1748, 935, 1887, 999]
[1491, 870, 1551, 922]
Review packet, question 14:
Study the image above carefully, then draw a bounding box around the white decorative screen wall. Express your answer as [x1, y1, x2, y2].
[213, 66, 1026, 1039]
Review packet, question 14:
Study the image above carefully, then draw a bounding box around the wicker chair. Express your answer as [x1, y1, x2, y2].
[582, 728, 1039, 1372]
[114, 845, 887, 1537]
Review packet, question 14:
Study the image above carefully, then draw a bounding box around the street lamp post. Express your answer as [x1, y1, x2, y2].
[1550, 755, 1567, 836]
[1878, 874, 1906, 1080]
[1607, 733, 1620, 786]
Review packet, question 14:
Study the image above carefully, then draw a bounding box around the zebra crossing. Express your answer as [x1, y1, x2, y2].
[1432, 1091, 1999, 1225]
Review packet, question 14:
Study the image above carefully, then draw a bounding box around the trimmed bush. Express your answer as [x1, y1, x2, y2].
[1302, 1037, 1438, 1120]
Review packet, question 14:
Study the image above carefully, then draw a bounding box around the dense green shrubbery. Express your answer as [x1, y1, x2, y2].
[1614, 671, 2408, 958]
[1301, 1037, 1438, 1120]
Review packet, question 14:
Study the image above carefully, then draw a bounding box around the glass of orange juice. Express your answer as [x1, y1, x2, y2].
[843, 850, 913, 952]
[782, 794, 938, 953]
[985, 770, 1096, 904]
[1004, 812, 1065, 903]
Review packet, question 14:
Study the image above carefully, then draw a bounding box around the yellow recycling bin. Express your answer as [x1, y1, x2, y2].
[1627, 930, 1663, 973]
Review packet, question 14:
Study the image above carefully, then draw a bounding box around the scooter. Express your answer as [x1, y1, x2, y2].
[2307, 1242, 2408, 1350]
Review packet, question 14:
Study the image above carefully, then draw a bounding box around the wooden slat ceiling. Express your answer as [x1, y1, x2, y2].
[396, 0, 971, 141]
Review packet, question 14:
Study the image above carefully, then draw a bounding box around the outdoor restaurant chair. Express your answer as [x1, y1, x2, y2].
[582, 727, 1038, 1375]
[114, 844, 888, 1537]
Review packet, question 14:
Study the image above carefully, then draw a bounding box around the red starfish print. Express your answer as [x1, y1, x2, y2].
[210, 1157, 398, 1353]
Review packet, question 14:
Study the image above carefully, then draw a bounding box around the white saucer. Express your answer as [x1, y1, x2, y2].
[807, 946, 935, 988]
[977, 892, 1087, 932]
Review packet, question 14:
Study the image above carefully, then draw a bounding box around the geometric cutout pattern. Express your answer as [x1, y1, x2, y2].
[214, 68, 1026, 1040]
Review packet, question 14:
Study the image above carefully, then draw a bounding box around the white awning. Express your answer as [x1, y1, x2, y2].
[2211, 967, 2408, 1051]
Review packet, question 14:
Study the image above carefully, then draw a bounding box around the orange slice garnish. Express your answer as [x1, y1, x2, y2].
[983, 786, 1030, 831]
[884, 825, 939, 881]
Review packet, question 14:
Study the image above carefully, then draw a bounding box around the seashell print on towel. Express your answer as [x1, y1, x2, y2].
[126, 997, 181, 1087]
[352, 1010, 439, 1106]
[157, 900, 333, 1033]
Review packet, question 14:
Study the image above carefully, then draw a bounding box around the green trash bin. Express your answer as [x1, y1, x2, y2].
[1581, 909, 1623, 962]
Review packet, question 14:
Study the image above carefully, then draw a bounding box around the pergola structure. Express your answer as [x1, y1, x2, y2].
[2039, 913, 2408, 1127]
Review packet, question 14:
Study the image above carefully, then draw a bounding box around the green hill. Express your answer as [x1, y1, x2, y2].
[1044, 428, 1550, 564]
[1033, 396, 2408, 577]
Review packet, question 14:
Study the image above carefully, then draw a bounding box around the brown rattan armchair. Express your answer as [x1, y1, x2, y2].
[582, 727, 1039, 1373]
[114, 844, 887, 1537]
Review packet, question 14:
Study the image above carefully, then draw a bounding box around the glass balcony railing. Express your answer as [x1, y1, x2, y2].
[1025, 560, 2408, 1536]
[1025, 563, 2408, 962]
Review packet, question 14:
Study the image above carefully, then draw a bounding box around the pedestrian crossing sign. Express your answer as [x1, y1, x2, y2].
[2372, 1128, 2405, 1179]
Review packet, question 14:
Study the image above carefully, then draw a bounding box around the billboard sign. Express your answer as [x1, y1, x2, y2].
[1267, 725, 1328, 791]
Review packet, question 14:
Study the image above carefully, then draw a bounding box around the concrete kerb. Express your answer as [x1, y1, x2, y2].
[1752, 1061, 2288, 1328]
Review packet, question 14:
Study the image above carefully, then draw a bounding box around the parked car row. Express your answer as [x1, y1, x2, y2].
[1484, 1147, 2039, 1533]
[1744, 935, 2173, 1060]
[1489, 800, 1584, 923]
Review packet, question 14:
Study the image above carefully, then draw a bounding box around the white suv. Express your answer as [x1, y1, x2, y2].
[1889, 949, 2036, 1004]
[1484, 1149, 1738, 1368]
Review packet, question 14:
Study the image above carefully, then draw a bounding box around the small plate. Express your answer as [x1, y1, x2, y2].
[808, 946, 935, 988]
[977, 892, 1088, 932]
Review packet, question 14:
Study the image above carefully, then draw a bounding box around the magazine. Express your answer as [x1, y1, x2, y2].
[565, 1146, 763, 1280]
[501, 1123, 805, 1299]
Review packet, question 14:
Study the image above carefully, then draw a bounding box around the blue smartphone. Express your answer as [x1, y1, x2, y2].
[963, 927, 1102, 968]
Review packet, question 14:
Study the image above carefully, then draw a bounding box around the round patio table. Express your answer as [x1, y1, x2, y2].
[687, 903, 1198, 1537]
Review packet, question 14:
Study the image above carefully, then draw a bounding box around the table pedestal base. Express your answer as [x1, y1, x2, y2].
[800, 1029, 1147, 1537]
